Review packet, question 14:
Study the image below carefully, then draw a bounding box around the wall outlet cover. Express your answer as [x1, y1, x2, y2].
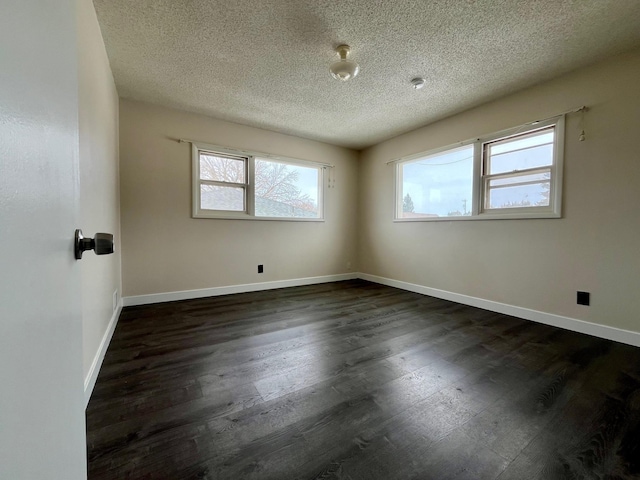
[577, 291, 590, 306]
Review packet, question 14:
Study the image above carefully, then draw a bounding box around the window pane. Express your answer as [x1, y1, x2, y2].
[400, 146, 473, 218]
[201, 185, 245, 211]
[486, 173, 551, 209]
[487, 129, 554, 174]
[199, 153, 245, 183]
[254, 158, 320, 218]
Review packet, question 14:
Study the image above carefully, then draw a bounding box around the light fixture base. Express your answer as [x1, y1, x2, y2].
[411, 77, 426, 89]
[336, 44, 351, 60]
[330, 44, 360, 81]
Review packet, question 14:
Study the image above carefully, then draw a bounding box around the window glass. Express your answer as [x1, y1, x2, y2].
[486, 129, 554, 175]
[200, 185, 245, 211]
[255, 159, 320, 218]
[400, 146, 474, 218]
[199, 152, 245, 183]
[485, 172, 551, 209]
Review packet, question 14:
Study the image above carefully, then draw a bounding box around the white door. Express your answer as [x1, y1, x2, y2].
[0, 0, 86, 479]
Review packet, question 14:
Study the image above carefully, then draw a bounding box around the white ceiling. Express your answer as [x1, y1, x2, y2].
[93, 0, 640, 150]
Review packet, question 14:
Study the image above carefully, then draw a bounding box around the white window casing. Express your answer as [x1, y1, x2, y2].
[395, 116, 565, 221]
[192, 142, 325, 221]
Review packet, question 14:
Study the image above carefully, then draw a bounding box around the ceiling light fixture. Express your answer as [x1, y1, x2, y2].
[411, 77, 426, 90]
[330, 45, 360, 81]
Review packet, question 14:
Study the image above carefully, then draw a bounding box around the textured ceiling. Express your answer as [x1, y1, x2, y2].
[93, 0, 640, 150]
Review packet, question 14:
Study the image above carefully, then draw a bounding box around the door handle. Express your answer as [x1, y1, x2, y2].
[74, 229, 114, 260]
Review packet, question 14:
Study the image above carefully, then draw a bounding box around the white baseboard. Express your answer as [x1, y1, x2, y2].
[359, 273, 640, 348]
[84, 300, 122, 407]
[122, 273, 359, 307]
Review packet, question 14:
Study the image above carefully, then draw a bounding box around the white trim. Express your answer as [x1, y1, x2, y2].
[84, 300, 122, 407]
[122, 273, 359, 307]
[358, 273, 640, 348]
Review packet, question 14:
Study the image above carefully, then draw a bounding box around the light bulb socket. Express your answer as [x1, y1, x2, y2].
[336, 44, 351, 60]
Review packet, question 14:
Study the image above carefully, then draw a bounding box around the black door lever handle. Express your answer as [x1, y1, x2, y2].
[74, 229, 114, 259]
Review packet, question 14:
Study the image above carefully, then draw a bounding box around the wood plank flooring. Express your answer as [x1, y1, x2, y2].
[86, 280, 640, 479]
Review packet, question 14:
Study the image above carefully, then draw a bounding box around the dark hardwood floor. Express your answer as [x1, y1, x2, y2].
[86, 280, 640, 479]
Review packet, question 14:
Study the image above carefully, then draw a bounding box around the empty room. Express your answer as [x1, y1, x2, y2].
[3, 1, 640, 479]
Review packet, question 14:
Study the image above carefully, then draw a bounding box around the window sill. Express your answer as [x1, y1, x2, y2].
[394, 211, 561, 222]
[193, 213, 324, 222]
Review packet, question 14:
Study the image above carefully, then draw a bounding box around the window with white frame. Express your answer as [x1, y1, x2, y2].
[396, 116, 564, 220]
[198, 150, 248, 212]
[193, 143, 324, 220]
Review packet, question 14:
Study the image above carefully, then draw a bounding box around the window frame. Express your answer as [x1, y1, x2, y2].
[196, 148, 249, 216]
[192, 142, 325, 221]
[395, 116, 565, 222]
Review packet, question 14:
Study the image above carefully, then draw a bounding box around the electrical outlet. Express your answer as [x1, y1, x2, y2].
[113, 290, 118, 311]
[258, 264, 264, 274]
[577, 291, 590, 306]
[346, 261, 352, 270]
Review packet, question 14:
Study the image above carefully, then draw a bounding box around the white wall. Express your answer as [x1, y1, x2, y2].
[119, 100, 359, 298]
[77, 0, 121, 386]
[359, 48, 640, 334]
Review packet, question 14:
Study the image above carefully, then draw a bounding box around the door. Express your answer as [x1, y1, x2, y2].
[0, 0, 86, 479]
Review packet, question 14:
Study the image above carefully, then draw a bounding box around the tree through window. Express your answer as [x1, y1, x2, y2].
[193, 145, 323, 220]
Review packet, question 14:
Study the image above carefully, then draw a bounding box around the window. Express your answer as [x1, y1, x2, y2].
[198, 151, 248, 212]
[193, 143, 324, 220]
[396, 116, 564, 220]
